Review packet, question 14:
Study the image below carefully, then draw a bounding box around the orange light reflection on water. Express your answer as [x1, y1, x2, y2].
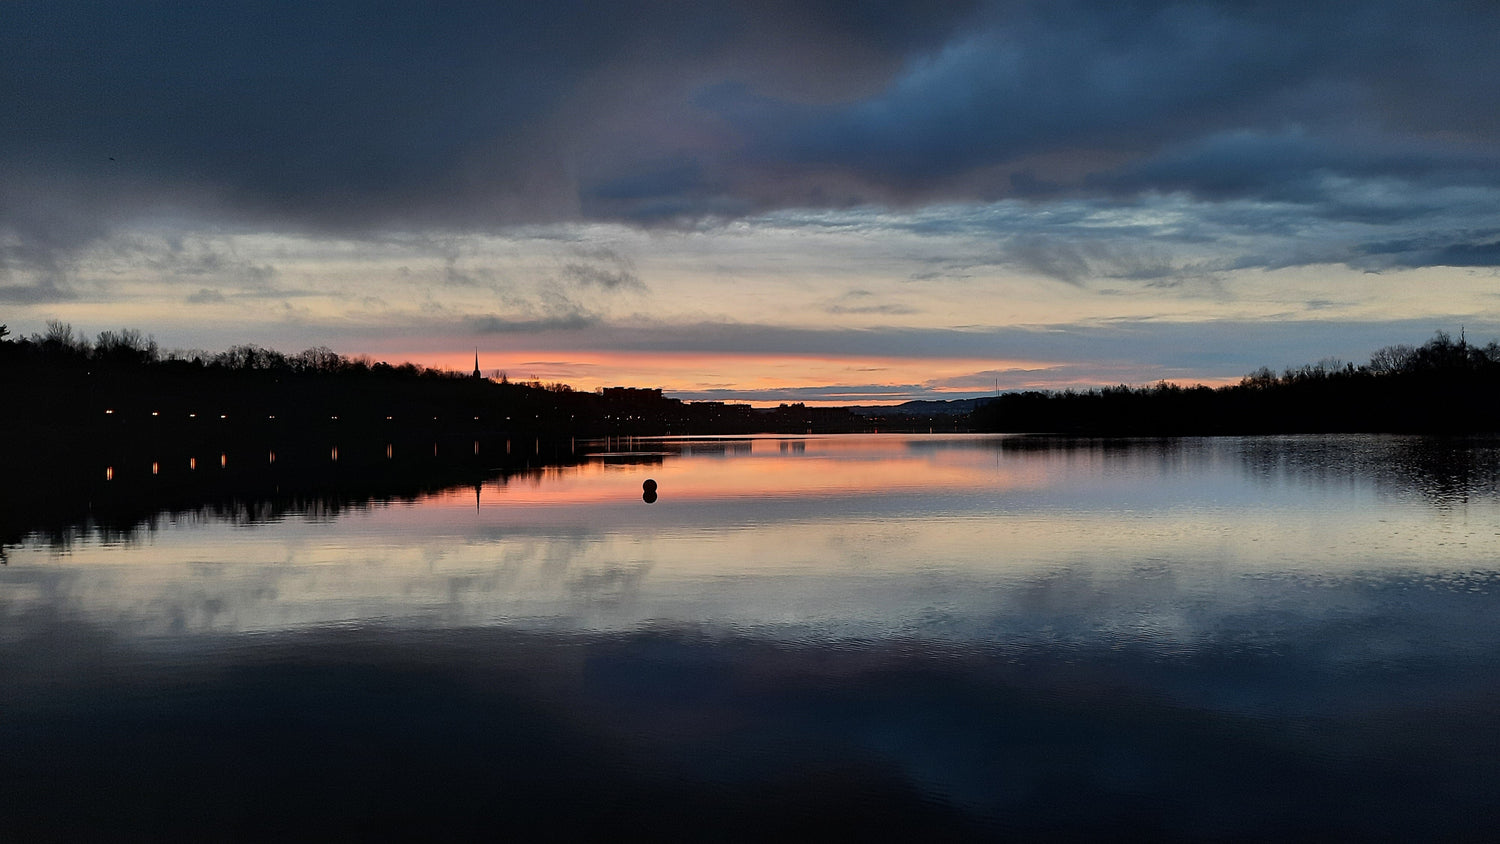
[11, 435, 1497, 642]
[425, 436, 1046, 510]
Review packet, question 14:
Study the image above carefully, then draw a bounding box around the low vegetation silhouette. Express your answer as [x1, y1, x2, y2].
[5, 321, 1500, 445]
[0, 321, 862, 544]
[972, 330, 1500, 435]
[0, 320, 860, 450]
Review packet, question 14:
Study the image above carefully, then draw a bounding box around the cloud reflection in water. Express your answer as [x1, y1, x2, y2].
[3, 435, 1499, 837]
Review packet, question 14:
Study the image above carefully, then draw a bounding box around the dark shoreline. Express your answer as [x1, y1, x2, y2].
[8, 429, 1500, 555]
[0, 431, 595, 551]
[9, 327, 1500, 452]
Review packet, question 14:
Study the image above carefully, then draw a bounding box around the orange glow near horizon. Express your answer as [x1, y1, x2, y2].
[401, 349, 1069, 405]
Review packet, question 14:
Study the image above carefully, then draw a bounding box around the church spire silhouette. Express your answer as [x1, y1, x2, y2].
[473, 348, 481, 380]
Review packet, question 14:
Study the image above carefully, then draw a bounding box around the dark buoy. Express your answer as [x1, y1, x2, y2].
[643, 478, 658, 504]
[643, 478, 658, 492]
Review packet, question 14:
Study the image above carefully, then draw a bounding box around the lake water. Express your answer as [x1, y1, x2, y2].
[4, 434, 1499, 839]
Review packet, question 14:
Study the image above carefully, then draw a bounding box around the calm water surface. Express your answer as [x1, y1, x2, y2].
[4, 434, 1499, 839]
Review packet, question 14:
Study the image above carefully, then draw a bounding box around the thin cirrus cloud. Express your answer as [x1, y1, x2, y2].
[2, 0, 1499, 402]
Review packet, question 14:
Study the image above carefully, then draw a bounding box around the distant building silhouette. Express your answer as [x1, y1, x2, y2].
[602, 387, 663, 401]
[473, 349, 481, 380]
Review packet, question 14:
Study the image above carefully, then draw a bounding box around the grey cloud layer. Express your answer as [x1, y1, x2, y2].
[3, 0, 1498, 274]
[473, 316, 1498, 372]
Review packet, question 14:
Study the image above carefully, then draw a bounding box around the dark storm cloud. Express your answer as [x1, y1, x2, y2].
[1099, 129, 1500, 228]
[1, 0, 972, 238]
[3, 0, 635, 236]
[1357, 231, 1500, 268]
[0, 280, 76, 305]
[1427, 241, 1500, 267]
[714, 1, 1500, 201]
[471, 313, 600, 334]
[713, 2, 1312, 181]
[2, 0, 1498, 270]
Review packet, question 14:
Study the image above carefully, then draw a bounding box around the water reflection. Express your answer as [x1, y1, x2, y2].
[1237, 433, 1500, 506]
[0, 434, 595, 551]
[3, 434, 1500, 838]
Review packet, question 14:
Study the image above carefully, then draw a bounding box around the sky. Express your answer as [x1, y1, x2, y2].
[4, 0, 1500, 405]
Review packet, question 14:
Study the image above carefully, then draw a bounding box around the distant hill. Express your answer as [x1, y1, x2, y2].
[848, 398, 997, 417]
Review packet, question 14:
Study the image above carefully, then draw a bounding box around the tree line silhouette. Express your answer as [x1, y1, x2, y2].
[0, 320, 870, 547]
[5, 321, 1498, 440]
[971, 330, 1500, 435]
[0, 320, 862, 446]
